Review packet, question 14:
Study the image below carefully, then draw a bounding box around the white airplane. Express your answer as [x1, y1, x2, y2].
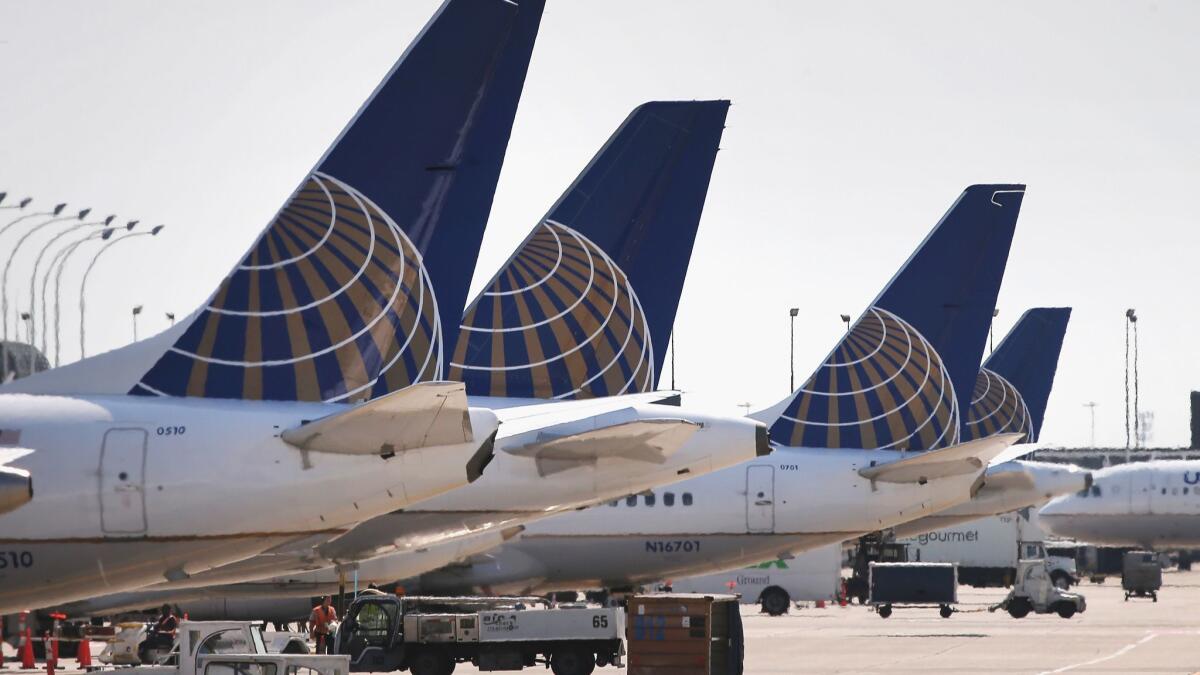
[0, 0, 552, 613]
[33, 97, 766, 617]
[890, 307, 1092, 538]
[410, 183, 1035, 595]
[1040, 460, 1200, 548]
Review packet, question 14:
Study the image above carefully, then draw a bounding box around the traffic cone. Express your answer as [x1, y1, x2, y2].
[20, 628, 35, 669]
[77, 635, 92, 669]
[816, 600, 825, 608]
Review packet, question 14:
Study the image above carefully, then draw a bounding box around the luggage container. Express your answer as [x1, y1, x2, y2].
[627, 594, 743, 675]
[1122, 550, 1163, 602]
[868, 562, 958, 618]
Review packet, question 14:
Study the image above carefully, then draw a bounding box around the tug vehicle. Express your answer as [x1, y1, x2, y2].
[992, 560, 1087, 619]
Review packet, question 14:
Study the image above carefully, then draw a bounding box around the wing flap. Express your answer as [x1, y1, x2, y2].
[281, 382, 473, 455]
[858, 433, 1023, 484]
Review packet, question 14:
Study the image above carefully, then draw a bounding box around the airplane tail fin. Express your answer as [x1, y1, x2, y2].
[450, 100, 729, 398]
[764, 185, 1025, 451]
[7, 0, 544, 402]
[963, 307, 1071, 442]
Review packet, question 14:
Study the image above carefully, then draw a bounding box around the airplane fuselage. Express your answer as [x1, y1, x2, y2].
[0, 392, 491, 613]
[1039, 460, 1200, 548]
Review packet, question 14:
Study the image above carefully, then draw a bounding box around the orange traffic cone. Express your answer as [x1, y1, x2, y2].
[77, 635, 92, 669]
[20, 628, 35, 669]
[816, 600, 825, 608]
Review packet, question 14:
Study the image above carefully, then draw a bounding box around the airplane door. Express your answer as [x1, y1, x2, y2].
[99, 428, 148, 534]
[746, 465, 775, 533]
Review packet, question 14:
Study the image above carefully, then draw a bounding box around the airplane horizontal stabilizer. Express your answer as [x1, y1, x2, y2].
[508, 418, 700, 476]
[0, 447, 34, 516]
[858, 433, 1023, 484]
[281, 382, 474, 456]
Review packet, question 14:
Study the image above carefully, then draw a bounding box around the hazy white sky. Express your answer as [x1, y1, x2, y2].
[0, 1, 1195, 447]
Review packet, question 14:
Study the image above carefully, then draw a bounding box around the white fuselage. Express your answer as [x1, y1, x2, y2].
[50, 397, 766, 616]
[0, 392, 493, 613]
[1039, 459, 1200, 548]
[415, 445, 986, 595]
[891, 460, 1092, 538]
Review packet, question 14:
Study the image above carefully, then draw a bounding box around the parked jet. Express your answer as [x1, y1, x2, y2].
[0, 0, 548, 613]
[891, 307, 1092, 538]
[41, 100, 766, 615]
[1040, 460, 1200, 548]
[413, 184, 1030, 595]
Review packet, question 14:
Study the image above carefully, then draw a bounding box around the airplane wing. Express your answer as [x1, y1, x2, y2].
[281, 382, 474, 455]
[858, 433, 1024, 484]
[0, 447, 34, 516]
[506, 418, 701, 476]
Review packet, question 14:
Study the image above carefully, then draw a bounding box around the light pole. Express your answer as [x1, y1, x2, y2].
[990, 308, 1000, 354]
[669, 329, 675, 390]
[0, 202, 67, 340]
[1125, 308, 1136, 456]
[789, 308, 799, 392]
[49, 228, 116, 366]
[1129, 310, 1140, 448]
[738, 402, 752, 416]
[79, 226, 164, 358]
[840, 314, 851, 333]
[132, 305, 143, 341]
[30, 215, 116, 353]
[1083, 402, 1098, 447]
[166, 312, 176, 326]
[0, 195, 33, 211]
[2, 207, 89, 344]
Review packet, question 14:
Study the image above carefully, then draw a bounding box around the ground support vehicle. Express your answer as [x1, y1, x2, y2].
[991, 560, 1087, 619]
[868, 563, 958, 619]
[93, 621, 348, 675]
[662, 544, 841, 616]
[900, 511, 1078, 588]
[334, 593, 624, 675]
[846, 535, 909, 604]
[1122, 550, 1163, 602]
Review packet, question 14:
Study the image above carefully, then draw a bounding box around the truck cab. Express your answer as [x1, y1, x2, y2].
[334, 594, 407, 672]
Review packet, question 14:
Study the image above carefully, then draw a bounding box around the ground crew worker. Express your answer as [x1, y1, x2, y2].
[309, 596, 338, 654]
[138, 604, 178, 662]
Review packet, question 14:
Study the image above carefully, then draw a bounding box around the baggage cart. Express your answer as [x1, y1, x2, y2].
[868, 562, 958, 618]
[1122, 550, 1162, 602]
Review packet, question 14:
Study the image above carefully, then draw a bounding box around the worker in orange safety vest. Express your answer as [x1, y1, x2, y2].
[309, 596, 338, 654]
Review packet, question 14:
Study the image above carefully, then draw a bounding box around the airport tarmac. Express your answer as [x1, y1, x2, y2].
[4, 571, 1197, 675]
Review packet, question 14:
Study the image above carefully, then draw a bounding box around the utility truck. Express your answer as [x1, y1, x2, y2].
[95, 621, 348, 675]
[991, 560, 1087, 619]
[899, 510, 1077, 588]
[661, 544, 841, 615]
[334, 593, 624, 675]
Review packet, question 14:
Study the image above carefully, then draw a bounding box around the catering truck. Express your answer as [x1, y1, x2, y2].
[898, 510, 1077, 588]
[660, 544, 841, 615]
[334, 593, 624, 675]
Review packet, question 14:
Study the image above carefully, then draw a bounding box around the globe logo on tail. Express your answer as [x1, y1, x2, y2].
[961, 368, 1034, 443]
[770, 307, 959, 451]
[450, 220, 654, 399]
[133, 172, 441, 402]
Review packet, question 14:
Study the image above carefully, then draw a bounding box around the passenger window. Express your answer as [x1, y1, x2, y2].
[1091, 485, 1101, 497]
[682, 493, 693, 506]
[1162, 488, 1168, 495]
[663, 492, 675, 507]
[644, 493, 656, 507]
[626, 495, 637, 507]
[608, 501, 618, 507]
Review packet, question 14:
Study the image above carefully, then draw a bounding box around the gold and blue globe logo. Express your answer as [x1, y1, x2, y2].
[770, 307, 959, 450]
[961, 368, 1033, 443]
[450, 220, 654, 399]
[135, 172, 441, 402]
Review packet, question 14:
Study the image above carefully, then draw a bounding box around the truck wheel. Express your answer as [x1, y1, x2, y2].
[760, 587, 791, 616]
[1056, 603, 1077, 619]
[409, 650, 453, 675]
[1007, 599, 1031, 619]
[878, 605, 892, 619]
[939, 605, 953, 619]
[550, 647, 595, 675]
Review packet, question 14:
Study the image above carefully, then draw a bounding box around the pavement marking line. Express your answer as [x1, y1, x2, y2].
[1036, 632, 1159, 675]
